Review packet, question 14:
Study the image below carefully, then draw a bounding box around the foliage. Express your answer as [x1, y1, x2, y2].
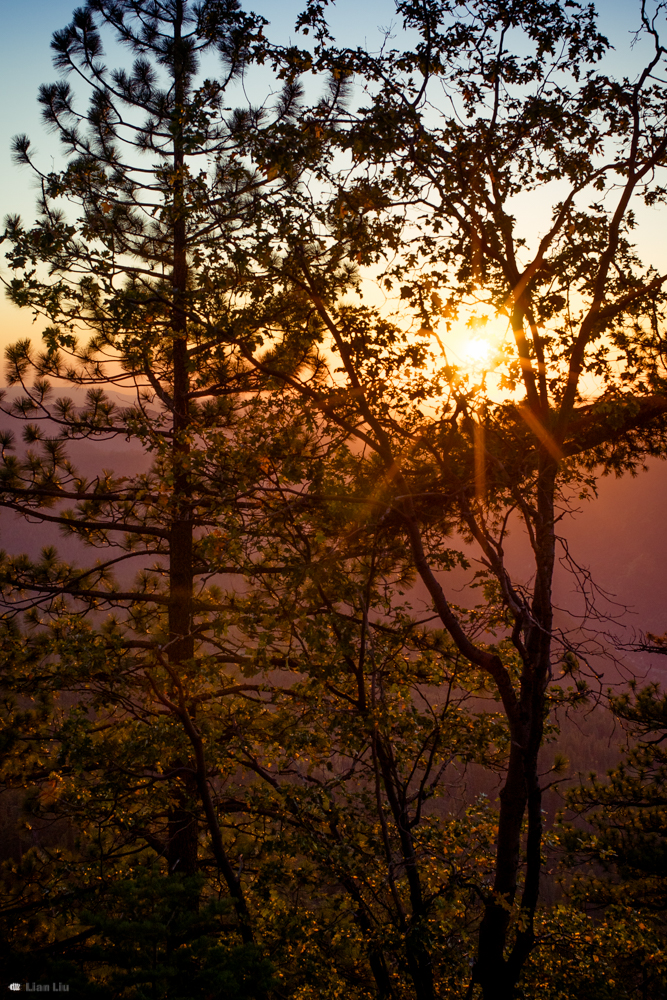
[230, 0, 667, 994]
[557, 683, 667, 999]
[522, 905, 663, 1000]
[2, 1, 667, 999]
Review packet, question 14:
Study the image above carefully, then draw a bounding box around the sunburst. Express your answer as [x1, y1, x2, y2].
[462, 337, 492, 366]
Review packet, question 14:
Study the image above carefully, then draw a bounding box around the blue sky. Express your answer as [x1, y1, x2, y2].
[0, 0, 391, 218]
[0, 0, 397, 343]
[0, 0, 647, 217]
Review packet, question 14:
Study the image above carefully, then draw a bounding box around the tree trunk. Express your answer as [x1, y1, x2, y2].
[473, 457, 557, 999]
[166, 0, 197, 883]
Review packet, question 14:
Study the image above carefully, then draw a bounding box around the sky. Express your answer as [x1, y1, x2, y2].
[0, 0, 403, 342]
[0, 0, 659, 346]
[0, 1, 666, 647]
[0, 0, 664, 378]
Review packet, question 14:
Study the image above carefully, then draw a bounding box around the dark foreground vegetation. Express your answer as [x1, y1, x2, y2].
[1, 1, 667, 997]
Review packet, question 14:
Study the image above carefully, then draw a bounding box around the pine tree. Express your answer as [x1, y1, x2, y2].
[0, 0, 334, 990]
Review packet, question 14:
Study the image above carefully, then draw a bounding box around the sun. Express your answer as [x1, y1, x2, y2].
[463, 337, 492, 366]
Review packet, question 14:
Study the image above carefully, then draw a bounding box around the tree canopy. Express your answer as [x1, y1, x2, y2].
[1, 2, 667, 999]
